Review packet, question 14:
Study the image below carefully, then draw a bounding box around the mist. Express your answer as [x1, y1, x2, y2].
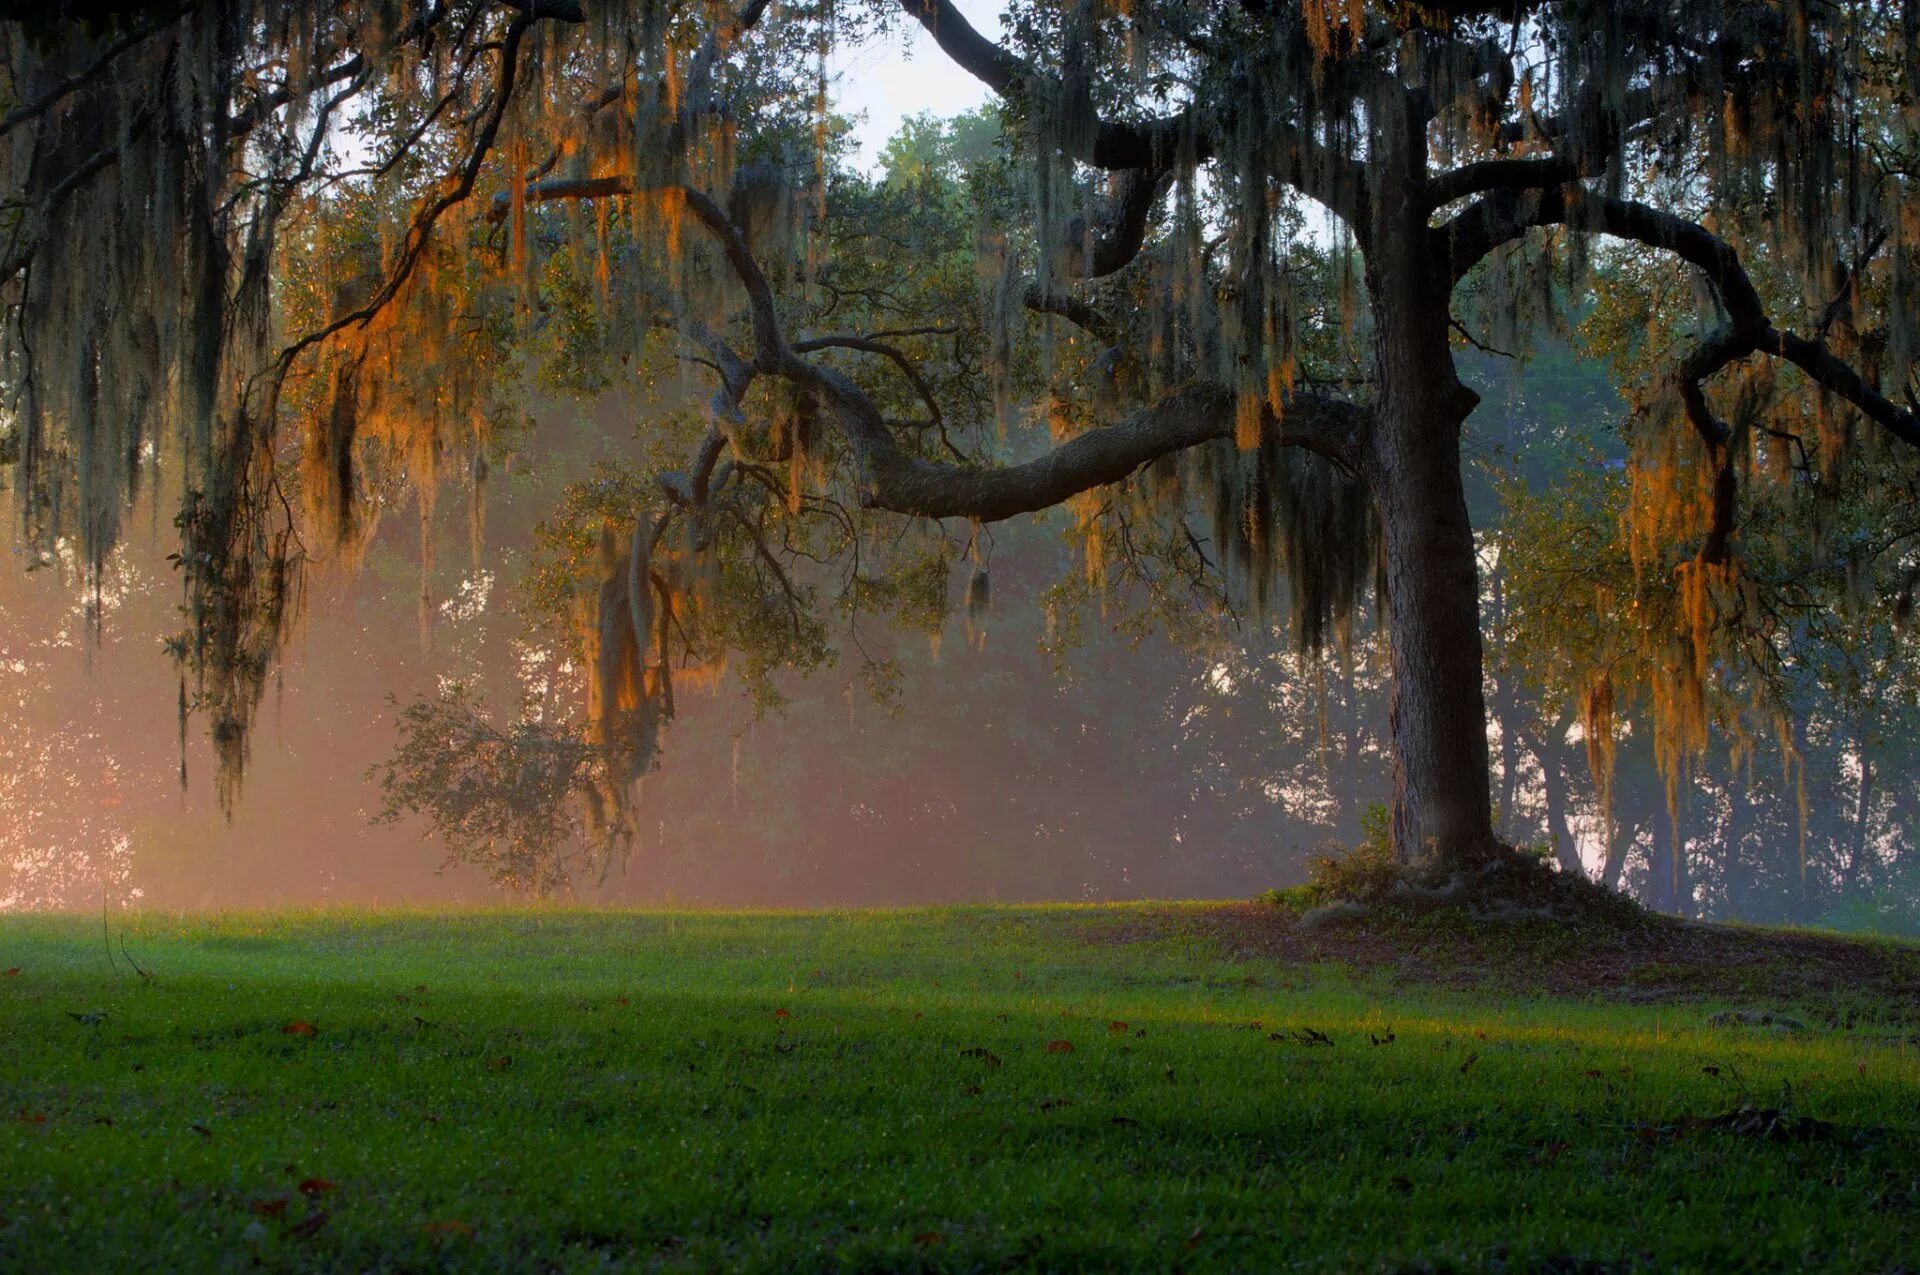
[1, 401, 1378, 913]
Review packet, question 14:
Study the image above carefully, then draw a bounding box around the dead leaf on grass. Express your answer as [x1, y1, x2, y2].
[298, 1178, 337, 1197]
[914, 1231, 943, 1246]
[3, 967, 19, 977]
[422, 1219, 472, 1236]
[1108, 1021, 1129, 1035]
[1045, 1039, 1075, 1055]
[773, 1008, 791, 1021]
[251, 1198, 289, 1218]
[289, 1210, 329, 1239]
[960, 1047, 1002, 1068]
[282, 1021, 316, 1037]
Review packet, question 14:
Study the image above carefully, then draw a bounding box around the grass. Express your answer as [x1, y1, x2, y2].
[2, 903, 1917, 1272]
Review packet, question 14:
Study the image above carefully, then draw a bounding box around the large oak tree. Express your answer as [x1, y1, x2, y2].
[3, 0, 1918, 873]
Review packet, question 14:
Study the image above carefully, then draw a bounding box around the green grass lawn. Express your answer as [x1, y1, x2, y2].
[2, 904, 1916, 1271]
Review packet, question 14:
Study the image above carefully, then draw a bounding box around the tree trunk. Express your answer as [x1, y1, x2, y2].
[1721, 775, 1749, 921]
[1842, 753, 1874, 893]
[1366, 237, 1496, 869]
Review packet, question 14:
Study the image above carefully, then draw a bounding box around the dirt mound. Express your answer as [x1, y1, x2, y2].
[1100, 902, 1920, 1027]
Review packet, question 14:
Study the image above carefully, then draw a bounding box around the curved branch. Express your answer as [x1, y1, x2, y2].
[271, 10, 568, 383]
[831, 380, 1370, 522]
[678, 178, 1370, 524]
[1482, 189, 1920, 451]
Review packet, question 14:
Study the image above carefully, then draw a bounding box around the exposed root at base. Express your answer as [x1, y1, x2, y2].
[1285, 843, 1648, 932]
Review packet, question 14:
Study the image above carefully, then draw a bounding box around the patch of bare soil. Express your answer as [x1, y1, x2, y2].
[1095, 903, 1920, 1027]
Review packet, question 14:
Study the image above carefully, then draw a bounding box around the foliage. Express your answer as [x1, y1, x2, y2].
[5, 0, 1920, 886]
[370, 688, 601, 896]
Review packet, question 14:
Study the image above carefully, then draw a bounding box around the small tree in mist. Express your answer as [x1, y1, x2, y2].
[4, 1, 1920, 892]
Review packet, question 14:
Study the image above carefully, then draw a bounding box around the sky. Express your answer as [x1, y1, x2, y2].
[830, 1, 1003, 169]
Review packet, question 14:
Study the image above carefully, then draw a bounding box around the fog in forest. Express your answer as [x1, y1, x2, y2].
[5, 351, 1912, 926]
[1, 387, 1388, 913]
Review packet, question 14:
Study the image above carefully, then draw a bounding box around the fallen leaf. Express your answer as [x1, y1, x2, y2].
[282, 1021, 316, 1037]
[914, 1231, 943, 1246]
[993, 1012, 1011, 1022]
[614, 997, 630, 1006]
[1701, 1065, 1721, 1077]
[1110, 1115, 1139, 1127]
[251, 1198, 289, 1219]
[1538, 1140, 1570, 1162]
[772, 1008, 791, 1021]
[2, 967, 18, 977]
[289, 1210, 330, 1239]
[1582, 1069, 1604, 1080]
[189, 1123, 212, 1138]
[960, 1084, 982, 1096]
[912, 1012, 924, 1021]
[1370, 1030, 1396, 1047]
[1038, 1097, 1073, 1111]
[1184, 1226, 1206, 1253]
[1108, 1021, 1129, 1035]
[1134, 1028, 1146, 1038]
[1458, 1052, 1479, 1075]
[297, 1178, 337, 1197]
[960, 1047, 1002, 1068]
[1292, 1027, 1334, 1047]
[67, 1009, 107, 1026]
[14, 1109, 46, 1126]
[422, 1219, 472, 1236]
[92, 1115, 114, 1126]
[487, 1055, 512, 1072]
[1045, 1039, 1075, 1055]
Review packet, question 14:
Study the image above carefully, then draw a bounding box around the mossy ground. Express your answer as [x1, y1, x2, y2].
[3, 905, 1917, 1271]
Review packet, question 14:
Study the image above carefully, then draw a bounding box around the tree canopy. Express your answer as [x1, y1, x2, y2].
[3, 0, 1918, 887]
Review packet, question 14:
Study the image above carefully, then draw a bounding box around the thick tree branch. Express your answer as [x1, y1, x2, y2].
[678, 180, 1370, 524]
[896, 0, 1364, 232]
[1506, 191, 1920, 451]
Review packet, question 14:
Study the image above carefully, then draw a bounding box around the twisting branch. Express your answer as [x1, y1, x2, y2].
[1444, 186, 1920, 454]
[900, 0, 1368, 223]
[270, 7, 578, 386]
[791, 332, 947, 432]
[676, 184, 1369, 521]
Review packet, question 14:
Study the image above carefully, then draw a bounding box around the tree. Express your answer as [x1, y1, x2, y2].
[3, 1, 1918, 879]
